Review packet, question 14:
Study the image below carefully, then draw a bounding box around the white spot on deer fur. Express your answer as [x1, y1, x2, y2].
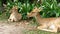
[49, 24, 55, 30]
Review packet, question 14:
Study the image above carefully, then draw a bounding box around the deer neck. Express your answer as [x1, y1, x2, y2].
[13, 11, 18, 13]
[34, 13, 42, 24]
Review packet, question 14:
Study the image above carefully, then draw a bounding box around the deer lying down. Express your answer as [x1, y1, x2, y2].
[27, 7, 60, 32]
[8, 6, 22, 22]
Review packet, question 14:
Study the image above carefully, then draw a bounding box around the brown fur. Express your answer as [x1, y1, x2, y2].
[27, 7, 60, 32]
[8, 6, 22, 22]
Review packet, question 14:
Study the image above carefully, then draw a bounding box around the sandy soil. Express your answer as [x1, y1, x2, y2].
[0, 20, 37, 34]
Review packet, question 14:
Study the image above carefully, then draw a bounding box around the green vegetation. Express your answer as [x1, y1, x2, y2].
[40, 0, 60, 18]
[4, 0, 60, 19]
[0, 0, 2, 7]
[24, 30, 58, 34]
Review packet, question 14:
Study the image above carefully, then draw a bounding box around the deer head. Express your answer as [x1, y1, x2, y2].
[27, 7, 42, 17]
[9, 6, 18, 13]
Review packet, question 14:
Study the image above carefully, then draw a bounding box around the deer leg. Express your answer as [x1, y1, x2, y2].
[37, 25, 58, 32]
[47, 24, 58, 32]
[13, 17, 18, 22]
[37, 25, 48, 30]
[8, 16, 14, 22]
[42, 27, 58, 32]
[8, 14, 14, 22]
[8, 18, 13, 22]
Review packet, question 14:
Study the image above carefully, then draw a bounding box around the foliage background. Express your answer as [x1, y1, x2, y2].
[0, 0, 60, 19]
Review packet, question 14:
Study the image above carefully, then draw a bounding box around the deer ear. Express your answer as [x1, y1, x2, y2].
[27, 13, 30, 15]
[38, 7, 43, 12]
[34, 6, 37, 9]
[32, 6, 38, 12]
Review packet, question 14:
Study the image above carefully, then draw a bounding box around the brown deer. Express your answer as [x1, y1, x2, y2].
[8, 6, 22, 22]
[27, 7, 60, 32]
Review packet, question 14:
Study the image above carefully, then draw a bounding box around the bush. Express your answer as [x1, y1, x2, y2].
[6, 0, 36, 19]
[5, 0, 60, 19]
[40, 0, 60, 18]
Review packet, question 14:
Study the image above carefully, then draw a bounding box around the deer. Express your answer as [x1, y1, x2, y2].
[8, 6, 22, 22]
[27, 7, 60, 32]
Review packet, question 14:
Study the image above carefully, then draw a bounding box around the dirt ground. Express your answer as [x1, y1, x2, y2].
[0, 20, 37, 34]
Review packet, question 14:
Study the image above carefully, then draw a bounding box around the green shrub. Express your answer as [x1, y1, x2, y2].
[6, 0, 36, 19]
[40, 0, 60, 18]
[6, 0, 60, 19]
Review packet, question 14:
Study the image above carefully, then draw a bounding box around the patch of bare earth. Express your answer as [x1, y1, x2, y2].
[0, 20, 37, 34]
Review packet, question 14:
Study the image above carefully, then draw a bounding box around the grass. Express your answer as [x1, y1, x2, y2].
[24, 30, 59, 34]
[0, 14, 8, 20]
[25, 30, 60, 34]
[0, 13, 8, 21]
